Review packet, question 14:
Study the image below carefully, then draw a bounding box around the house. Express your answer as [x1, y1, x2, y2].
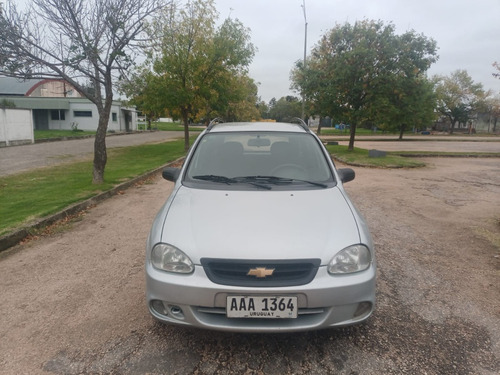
[0, 77, 137, 146]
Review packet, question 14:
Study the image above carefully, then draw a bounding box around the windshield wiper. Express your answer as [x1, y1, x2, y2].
[192, 175, 237, 184]
[236, 176, 328, 188]
[192, 175, 271, 189]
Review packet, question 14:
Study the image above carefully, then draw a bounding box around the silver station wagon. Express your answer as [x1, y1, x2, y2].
[145, 121, 376, 332]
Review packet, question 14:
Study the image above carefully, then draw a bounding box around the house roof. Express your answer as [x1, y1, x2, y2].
[0, 77, 45, 96]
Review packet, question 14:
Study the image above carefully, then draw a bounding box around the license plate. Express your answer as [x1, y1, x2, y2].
[226, 296, 298, 318]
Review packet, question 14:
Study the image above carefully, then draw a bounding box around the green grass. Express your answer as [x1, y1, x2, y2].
[0, 139, 188, 236]
[326, 144, 426, 168]
[35, 129, 95, 140]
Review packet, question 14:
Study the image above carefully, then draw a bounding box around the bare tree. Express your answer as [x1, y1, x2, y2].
[0, 0, 167, 183]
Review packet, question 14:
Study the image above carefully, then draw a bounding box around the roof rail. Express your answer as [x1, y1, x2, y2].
[207, 117, 224, 131]
[291, 117, 310, 133]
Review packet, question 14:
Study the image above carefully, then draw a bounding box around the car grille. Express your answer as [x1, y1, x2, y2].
[200, 258, 321, 287]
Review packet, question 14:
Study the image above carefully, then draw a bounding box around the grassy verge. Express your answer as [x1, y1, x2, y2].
[0, 139, 188, 236]
[35, 129, 95, 140]
[326, 144, 426, 168]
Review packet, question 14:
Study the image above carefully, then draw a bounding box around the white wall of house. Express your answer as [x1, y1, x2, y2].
[0, 108, 34, 147]
[47, 101, 137, 132]
[1, 96, 137, 134]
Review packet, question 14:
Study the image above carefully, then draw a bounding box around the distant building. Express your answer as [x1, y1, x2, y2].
[0, 77, 137, 135]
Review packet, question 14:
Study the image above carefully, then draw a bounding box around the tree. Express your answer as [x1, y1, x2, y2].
[220, 75, 260, 122]
[493, 61, 500, 79]
[139, 0, 255, 151]
[376, 77, 436, 139]
[256, 100, 270, 120]
[0, 0, 166, 183]
[119, 66, 163, 130]
[434, 70, 488, 133]
[485, 95, 500, 133]
[268, 96, 302, 122]
[291, 20, 437, 149]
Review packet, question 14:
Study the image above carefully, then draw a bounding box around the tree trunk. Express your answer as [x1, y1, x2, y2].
[92, 100, 112, 184]
[181, 108, 190, 151]
[348, 123, 357, 151]
[449, 120, 455, 134]
[399, 124, 406, 140]
[317, 116, 322, 135]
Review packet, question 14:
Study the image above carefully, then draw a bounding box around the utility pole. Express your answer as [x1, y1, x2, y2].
[301, 0, 308, 122]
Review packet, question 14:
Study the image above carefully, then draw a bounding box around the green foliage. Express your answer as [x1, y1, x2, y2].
[34, 130, 95, 140]
[375, 77, 437, 139]
[268, 96, 302, 122]
[434, 70, 488, 133]
[221, 75, 261, 122]
[126, 0, 256, 150]
[326, 145, 426, 168]
[485, 95, 500, 133]
[257, 100, 270, 120]
[292, 20, 438, 149]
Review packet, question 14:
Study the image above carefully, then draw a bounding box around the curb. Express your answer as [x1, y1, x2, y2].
[0, 157, 184, 253]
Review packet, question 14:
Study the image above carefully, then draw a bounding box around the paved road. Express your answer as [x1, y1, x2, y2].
[0, 131, 185, 176]
[321, 135, 500, 153]
[339, 140, 500, 153]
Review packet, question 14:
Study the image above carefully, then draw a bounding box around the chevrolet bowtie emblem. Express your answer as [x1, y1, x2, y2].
[247, 267, 275, 278]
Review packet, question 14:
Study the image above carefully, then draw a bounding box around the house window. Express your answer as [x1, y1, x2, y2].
[51, 110, 65, 120]
[74, 110, 92, 117]
[112, 112, 117, 121]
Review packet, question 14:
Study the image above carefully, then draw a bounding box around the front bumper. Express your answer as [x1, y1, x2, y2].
[146, 264, 376, 332]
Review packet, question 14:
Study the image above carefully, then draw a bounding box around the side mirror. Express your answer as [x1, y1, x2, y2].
[162, 167, 181, 182]
[337, 168, 355, 183]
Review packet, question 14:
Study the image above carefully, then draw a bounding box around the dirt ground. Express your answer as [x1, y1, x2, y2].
[0, 157, 499, 374]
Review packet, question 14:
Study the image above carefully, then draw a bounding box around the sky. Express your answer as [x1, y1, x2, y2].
[214, 0, 500, 102]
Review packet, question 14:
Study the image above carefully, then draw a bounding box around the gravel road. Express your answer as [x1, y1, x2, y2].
[0, 157, 499, 374]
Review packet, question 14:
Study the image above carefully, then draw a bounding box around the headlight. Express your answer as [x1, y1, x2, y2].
[151, 243, 194, 274]
[328, 244, 371, 274]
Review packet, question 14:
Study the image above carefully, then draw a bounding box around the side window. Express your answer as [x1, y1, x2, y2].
[51, 110, 65, 120]
[74, 110, 92, 117]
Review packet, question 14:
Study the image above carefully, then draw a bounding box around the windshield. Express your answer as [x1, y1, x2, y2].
[184, 131, 335, 190]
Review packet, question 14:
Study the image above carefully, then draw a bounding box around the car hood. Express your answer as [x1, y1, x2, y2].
[160, 186, 360, 265]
